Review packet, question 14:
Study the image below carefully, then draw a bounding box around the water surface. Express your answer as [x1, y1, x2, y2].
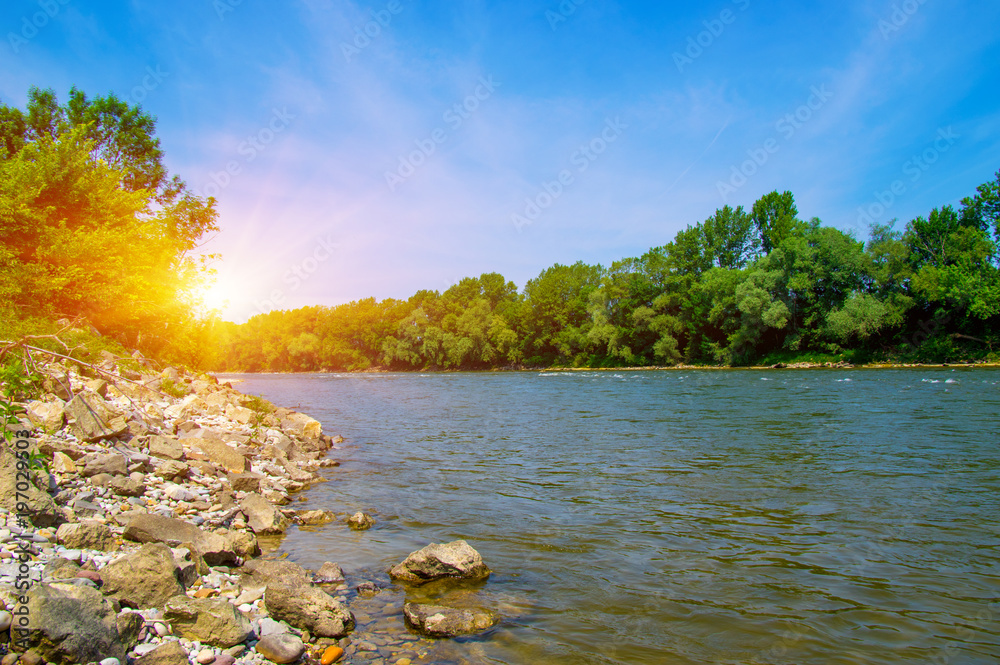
[223, 369, 1000, 664]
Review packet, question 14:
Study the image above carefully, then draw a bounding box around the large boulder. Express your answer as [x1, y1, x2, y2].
[264, 583, 354, 638]
[64, 393, 128, 441]
[402, 603, 497, 638]
[123, 514, 238, 566]
[55, 521, 116, 551]
[388, 540, 491, 586]
[228, 472, 263, 493]
[163, 596, 253, 647]
[280, 411, 323, 441]
[25, 582, 127, 664]
[0, 445, 58, 527]
[100, 543, 185, 609]
[239, 493, 290, 535]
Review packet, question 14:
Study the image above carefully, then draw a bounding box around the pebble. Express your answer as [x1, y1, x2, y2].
[154, 622, 170, 636]
[255, 634, 305, 664]
[214, 656, 236, 665]
[196, 648, 216, 664]
[1, 654, 20, 665]
[321, 646, 344, 664]
[100, 659, 121, 665]
[0, 610, 11, 630]
[133, 643, 159, 656]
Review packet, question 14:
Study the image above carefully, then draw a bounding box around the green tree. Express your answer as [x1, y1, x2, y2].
[751, 190, 803, 254]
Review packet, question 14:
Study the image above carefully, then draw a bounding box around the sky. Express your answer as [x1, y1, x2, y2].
[2, 0, 999, 322]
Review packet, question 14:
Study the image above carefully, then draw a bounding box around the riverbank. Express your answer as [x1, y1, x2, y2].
[0, 348, 448, 665]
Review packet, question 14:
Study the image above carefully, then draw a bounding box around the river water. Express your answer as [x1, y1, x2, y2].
[222, 369, 1000, 664]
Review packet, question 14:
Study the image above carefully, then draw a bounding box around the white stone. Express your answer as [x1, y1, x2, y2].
[0, 610, 12, 631]
[154, 621, 169, 636]
[100, 658, 121, 665]
[133, 643, 159, 656]
[196, 649, 216, 664]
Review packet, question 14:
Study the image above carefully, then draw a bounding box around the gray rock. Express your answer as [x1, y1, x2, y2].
[148, 435, 185, 460]
[239, 493, 289, 535]
[0, 446, 58, 527]
[264, 583, 354, 638]
[100, 542, 185, 609]
[25, 582, 127, 663]
[257, 617, 290, 637]
[116, 610, 145, 651]
[65, 393, 128, 442]
[164, 596, 254, 648]
[55, 521, 116, 551]
[402, 602, 497, 638]
[388, 540, 491, 586]
[255, 633, 305, 664]
[135, 640, 190, 665]
[238, 559, 311, 589]
[123, 514, 238, 566]
[347, 512, 375, 530]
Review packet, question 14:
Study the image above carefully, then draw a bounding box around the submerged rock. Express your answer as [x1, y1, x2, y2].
[402, 602, 497, 638]
[347, 511, 375, 530]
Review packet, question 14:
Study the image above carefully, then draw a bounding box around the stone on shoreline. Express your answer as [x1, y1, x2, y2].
[65, 393, 128, 441]
[100, 542, 186, 609]
[264, 583, 355, 638]
[25, 582, 127, 664]
[240, 492, 290, 535]
[255, 634, 305, 664]
[164, 596, 254, 648]
[148, 435, 185, 460]
[388, 540, 491, 586]
[134, 640, 190, 665]
[0, 446, 59, 527]
[55, 520, 115, 551]
[123, 514, 240, 566]
[313, 561, 345, 584]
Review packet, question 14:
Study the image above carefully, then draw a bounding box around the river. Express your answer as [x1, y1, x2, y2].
[221, 369, 1000, 665]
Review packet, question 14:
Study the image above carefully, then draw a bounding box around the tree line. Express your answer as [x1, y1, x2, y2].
[211, 171, 1000, 371]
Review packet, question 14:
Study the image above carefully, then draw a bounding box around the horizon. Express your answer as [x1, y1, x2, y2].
[3, 0, 998, 323]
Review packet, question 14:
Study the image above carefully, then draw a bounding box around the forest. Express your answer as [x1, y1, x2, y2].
[2, 87, 998, 373]
[214, 175, 1000, 372]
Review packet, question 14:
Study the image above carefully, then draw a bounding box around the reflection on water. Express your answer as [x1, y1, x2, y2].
[223, 369, 1000, 664]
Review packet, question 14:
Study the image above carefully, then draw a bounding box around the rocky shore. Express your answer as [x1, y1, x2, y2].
[0, 350, 497, 665]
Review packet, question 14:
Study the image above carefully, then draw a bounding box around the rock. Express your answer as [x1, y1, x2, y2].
[108, 475, 145, 497]
[214, 656, 236, 665]
[85, 378, 109, 397]
[264, 583, 354, 638]
[100, 658, 121, 665]
[388, 540, 491, 586]
[24, 582, 127, 664]
[154, 459, 190, 481]
[402, 602, 497, 638]
[164, 483, 198, 502]
[100, 543, 185, 609]
[44, 557, 81, 581]
[239, 493, 290, 535]
[0, 609, 11, 630]
[313, 562, 345, 585]
[123, 514, 238, 566]
[227, 472, 263, 493]
[135, 640, 190, 665]
[82, 453, 128, 477]
[24, 400, 66, 431]
[347, 512, 375, 530]
[356, 582, 381, 596]
[0, 446, 58, 527]
[320, 646, 344, 665]
[164, 596, 253, 648]
[148, 435, 185, 460]
[55, 521, 116, 551]
[116, 610, 145, 651]
[238, 559, 311, 589]
[255, 633, 305, 664]
[257, 617, 290, 637]
[296, 510, 334, 525]
[51, 451, 78, 474]
[190, 440, 250, 474]
[18, 652, 42, 665]
[196, 648, 216, 664]
[223, 528, 260, 560]
[65, 393, 128, 441]
[225, 404, 255, 425]
[280, 412, 323, 441]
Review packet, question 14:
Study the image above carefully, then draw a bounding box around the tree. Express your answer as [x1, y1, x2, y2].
[703, 204, 757, 269]
[751, 190, 803, 254]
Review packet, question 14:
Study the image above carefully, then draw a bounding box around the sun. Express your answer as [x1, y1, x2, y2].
[197, 274, 241, 314]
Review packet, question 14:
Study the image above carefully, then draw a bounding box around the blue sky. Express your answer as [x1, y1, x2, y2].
[3, 0, 999, 322]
